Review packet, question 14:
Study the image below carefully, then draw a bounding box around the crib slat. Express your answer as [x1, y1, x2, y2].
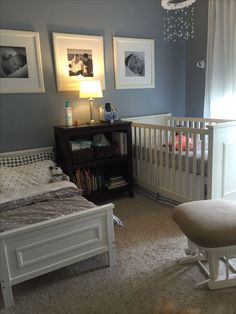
[192, 133, 197, 199]
[133, 126, 137, 179]
[171, 129, 176, 192]
[185, 131, 190, 199]
[164, 130, 169, 189]
[200, 134, 206, 199]
[144, 128, 147, 183]
[158, 129, 162, 188]
[138, 127, 142, 182]
[178, 130, 183, 196]
[148, 128, 152, 185]
[153, 129, 158, 185]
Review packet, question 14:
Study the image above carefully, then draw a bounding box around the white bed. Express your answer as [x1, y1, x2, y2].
[124, 114, 236, 203]
[0, 147, 116, 309]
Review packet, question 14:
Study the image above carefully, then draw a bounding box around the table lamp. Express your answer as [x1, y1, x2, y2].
[80, 80, 103, 124]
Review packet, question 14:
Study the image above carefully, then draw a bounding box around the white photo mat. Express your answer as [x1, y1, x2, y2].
[113, 37, 155, 89]
[52, 32, 105, 91]
[0, 29, 45, 94]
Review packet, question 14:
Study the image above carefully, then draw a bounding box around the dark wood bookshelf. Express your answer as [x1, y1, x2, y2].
[54, 120, 133, 200]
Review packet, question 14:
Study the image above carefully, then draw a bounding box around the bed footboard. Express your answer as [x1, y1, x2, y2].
[0, 204, 115, 309]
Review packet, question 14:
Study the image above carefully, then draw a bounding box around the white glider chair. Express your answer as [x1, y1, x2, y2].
[172, 199, 236, 290]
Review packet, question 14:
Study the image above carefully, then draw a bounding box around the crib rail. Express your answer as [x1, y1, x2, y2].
[131, 122, 209, 202]
[166, 116, 232, 128]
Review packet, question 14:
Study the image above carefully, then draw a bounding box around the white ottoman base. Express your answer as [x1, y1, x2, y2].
[179, 239, 236, 290]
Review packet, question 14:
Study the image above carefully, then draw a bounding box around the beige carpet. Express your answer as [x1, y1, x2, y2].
[1, 192, 236, 314]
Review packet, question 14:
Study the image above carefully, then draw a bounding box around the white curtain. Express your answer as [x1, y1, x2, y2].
[204, 0, 236, 118]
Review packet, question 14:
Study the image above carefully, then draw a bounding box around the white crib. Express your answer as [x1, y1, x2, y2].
[124, 114, 236, 203]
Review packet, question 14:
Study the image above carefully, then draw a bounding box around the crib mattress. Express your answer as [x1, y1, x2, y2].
[134, 146, 208, 176]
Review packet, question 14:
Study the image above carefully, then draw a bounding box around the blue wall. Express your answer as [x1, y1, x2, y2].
[0, 0, 207, 152]
[186, 0, 208, 117]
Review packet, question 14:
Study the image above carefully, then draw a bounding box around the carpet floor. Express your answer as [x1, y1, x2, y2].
[1, 192, 236, 314]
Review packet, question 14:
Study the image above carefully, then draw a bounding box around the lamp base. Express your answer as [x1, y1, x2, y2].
[87, 119, 96, 125]
[88, 98, 97, 125]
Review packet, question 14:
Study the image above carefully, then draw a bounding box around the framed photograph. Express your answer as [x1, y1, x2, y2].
[113, 37, 155, 89]
[52, 32, 105, 91]
[0, 29, 45, 94]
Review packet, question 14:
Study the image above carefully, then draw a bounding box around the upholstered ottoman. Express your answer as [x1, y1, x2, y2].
[173, 199, 236, 289]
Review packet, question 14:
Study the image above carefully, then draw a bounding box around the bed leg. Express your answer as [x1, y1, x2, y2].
[108, 241, 116, 267]
[1, 240, 14, 308]
[1, 279, 14, 309]
[107, 209, 117, 267]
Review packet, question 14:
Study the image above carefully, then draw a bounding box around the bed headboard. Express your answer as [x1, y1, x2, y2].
[0, 146, 54, 167]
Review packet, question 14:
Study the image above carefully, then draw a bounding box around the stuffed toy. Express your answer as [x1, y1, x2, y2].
[49, 166, 68, 183]
[175, 133, 193, 151]
[164, 134, 193, 152]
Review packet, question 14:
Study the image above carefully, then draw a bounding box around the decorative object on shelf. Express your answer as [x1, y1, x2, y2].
[52, 32, 105, 91]
[80, 80, 103, 124]
[92, 133, 111, 147]
[0, 29, 45, 94]
[99, 103, 119, 123]
[113, 37, 155, 89]
[161, 0, 197, 42]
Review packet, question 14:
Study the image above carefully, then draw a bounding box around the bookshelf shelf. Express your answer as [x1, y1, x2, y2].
[54, 121, 133, 200]
[71, 155, 128, 169]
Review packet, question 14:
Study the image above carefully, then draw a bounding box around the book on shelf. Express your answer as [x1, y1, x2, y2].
[75, 168, 104, 194]
[112, 132, 127, 155]
[105, 182, 128, 190]
[104, 175, 127, 189]
[105, 179, 126, 186]
[108, 175, 124, 181]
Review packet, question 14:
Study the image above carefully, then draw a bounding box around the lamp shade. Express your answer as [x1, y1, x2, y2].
[80, 80, 103, 99]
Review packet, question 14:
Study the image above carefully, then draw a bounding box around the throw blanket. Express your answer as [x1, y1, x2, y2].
[0, 182, 95, 232]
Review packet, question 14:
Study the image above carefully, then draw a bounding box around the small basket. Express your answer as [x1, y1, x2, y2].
[71, 147, 94, 163]
[94, 145, 115, 159]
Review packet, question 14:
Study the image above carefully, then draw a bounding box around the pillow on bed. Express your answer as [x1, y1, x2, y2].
[0, 150, 54, 167]
[0, 159, 55, 193]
